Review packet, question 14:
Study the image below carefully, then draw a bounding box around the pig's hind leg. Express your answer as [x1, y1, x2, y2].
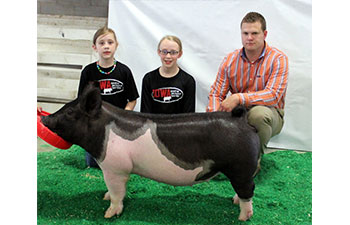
[222, 169, 255, 221]
[233, 193, 240, 205]
[233, 194, 253, 221]
[232, 193, 253, 221]
[102, 171, 129, 218]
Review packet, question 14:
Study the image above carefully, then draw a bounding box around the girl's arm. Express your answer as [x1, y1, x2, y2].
[125, 100, 137, 111]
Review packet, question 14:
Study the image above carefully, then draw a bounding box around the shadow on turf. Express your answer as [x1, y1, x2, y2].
[254, 156, 277, 184]
[38, 190, 244, 224]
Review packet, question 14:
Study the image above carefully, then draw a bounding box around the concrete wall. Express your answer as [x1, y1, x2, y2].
[37, 0, 109, 18]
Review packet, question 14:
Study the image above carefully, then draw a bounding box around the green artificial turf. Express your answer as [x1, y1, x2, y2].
[37, 145, 312, 225]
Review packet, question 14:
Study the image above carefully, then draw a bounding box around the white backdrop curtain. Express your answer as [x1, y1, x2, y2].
[108, 0, 312, 151]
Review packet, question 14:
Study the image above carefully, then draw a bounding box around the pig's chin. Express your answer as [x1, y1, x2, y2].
[41, 116, 59, 134]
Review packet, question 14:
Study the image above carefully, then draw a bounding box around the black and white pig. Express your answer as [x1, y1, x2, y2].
[41, 83, 260, 221]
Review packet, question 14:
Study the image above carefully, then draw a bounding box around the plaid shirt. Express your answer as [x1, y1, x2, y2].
[207, 42, 289, 111]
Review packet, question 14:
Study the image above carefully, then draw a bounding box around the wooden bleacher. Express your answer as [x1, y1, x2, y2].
[37, 14, 107, 112]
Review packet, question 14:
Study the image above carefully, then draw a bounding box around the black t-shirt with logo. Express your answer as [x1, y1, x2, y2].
[141, 67, 196, 114]
[78, 61, 139, 109]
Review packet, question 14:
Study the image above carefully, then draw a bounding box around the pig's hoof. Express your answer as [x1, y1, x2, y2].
[104, 208, 115, 218]
[238, 210, 253, 221]
[233, 194, 240, 205]
[104, 204, 123, 218]
[238, 199, 253, 221]
[103, 191, 111, 200]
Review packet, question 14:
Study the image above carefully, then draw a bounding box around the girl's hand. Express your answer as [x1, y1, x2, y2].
[37, 104, 42, 113]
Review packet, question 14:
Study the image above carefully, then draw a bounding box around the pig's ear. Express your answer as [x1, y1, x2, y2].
[80, 85, 102, 116]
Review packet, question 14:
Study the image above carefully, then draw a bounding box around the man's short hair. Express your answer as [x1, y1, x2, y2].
[241, 12, 266, 31]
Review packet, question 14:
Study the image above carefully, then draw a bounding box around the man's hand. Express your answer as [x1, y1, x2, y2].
[219, 94, 240, 112]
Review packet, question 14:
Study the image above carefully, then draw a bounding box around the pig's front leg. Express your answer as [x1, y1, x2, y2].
[233, 194, 253, 221]
[102, 170, 129, 218]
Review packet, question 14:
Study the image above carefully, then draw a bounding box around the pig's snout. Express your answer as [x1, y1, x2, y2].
[40, 115, 48, 126]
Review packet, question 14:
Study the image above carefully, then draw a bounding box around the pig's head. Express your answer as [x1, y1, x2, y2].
[41, 82, 103, 147]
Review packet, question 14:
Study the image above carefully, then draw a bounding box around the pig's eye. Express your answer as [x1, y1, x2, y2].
[66, 108, 74, 116]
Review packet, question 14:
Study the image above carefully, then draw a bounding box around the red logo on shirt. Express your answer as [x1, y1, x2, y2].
[152, 87, 183, 103]
[99, 79, 124, 95]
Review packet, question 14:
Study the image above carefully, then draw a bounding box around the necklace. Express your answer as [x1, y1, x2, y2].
[96, 60, 116, 75]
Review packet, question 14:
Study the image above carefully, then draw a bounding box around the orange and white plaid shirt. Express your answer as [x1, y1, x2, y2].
[207, 42, 289, 112]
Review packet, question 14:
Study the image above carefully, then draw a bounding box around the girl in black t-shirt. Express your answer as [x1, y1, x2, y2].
[79, 27, 139, 168]
[141, 35, 196, 114]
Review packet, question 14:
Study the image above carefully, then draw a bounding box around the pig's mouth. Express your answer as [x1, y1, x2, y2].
[41, 116, 70, 139]
[41, 116, 57, 133]
[38, 115, 73, 149]
[40, 115, 49, 127]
